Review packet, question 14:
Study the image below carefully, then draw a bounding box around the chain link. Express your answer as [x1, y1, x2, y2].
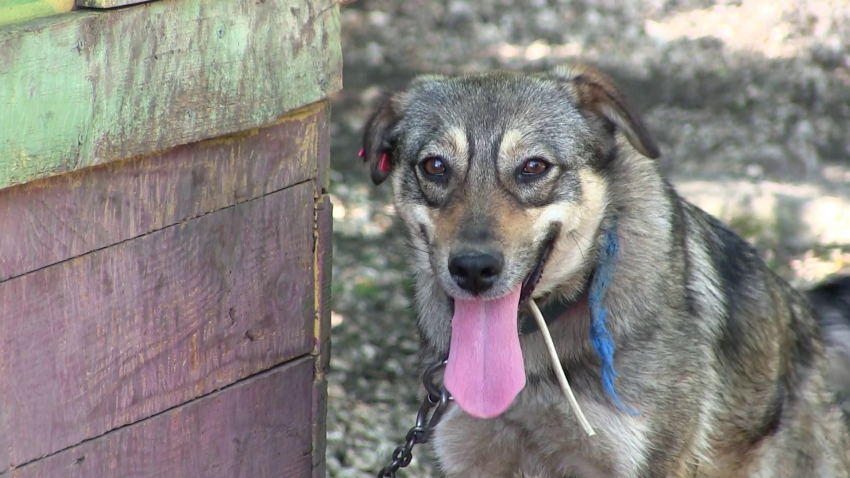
[377, 360, 451, 478]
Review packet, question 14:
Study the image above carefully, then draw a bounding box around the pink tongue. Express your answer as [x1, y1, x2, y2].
[444, 286, 526, 419]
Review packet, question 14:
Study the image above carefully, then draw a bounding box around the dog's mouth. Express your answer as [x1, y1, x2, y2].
[443, 227, 560, 420]
[519, 232, 558, 305]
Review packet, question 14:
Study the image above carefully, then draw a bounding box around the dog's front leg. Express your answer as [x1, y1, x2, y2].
[431, 405, 525, 478]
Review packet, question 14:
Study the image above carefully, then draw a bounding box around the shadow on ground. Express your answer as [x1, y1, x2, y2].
[326, 1, 850, 476]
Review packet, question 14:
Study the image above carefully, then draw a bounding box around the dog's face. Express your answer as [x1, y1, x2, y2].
[362, 64, 659, 306]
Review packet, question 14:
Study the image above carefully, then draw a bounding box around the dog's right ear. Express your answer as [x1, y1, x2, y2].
[361, 93, 401, 185]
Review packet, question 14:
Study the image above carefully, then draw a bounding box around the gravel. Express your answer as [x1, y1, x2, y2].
[326, 1, 850, 476]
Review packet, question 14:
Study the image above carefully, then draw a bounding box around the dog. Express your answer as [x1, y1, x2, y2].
[360, 63, 850, 477]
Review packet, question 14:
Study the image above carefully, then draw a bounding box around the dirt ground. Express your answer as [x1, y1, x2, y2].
[325, 1, 850, 476]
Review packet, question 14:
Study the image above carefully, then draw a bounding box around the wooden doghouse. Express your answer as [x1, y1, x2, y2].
[0, 0, 339, 476]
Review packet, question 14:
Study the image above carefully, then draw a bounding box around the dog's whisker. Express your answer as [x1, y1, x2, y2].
[568, 230, 587, 262]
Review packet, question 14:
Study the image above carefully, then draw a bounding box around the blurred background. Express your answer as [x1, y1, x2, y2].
[326, 0, 850, 476]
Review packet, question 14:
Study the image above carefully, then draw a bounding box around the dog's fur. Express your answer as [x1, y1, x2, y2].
[361, 63, 850, 477]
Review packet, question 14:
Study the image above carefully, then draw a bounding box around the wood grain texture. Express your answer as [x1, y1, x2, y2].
[0, 102, 327, 282]
[315, 102, 332, 195]
[0, 183, 316, 471]
[0, 0, 75, 27]
[311, 196, 333, 478]
[75, 0, 155, 9]
[313, 195, 333, 374]
[3, 358, 315, 478]
[0, 0, 342, 189]
[311, 379, 329, 478]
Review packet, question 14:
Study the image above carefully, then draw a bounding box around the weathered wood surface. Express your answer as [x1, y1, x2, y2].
[311, 196, 333, 478]
[0, 0, 342, 189]
[0, 0, 74, 27]
[2, 358, 315, 478]
[315, 102, 333, 195]
[313, 195, 333, 374]
[0, 103, 327, 282]
[0, 183, 316, 471]
[75, 0, 155, 9]
[311, 379, 329, 478]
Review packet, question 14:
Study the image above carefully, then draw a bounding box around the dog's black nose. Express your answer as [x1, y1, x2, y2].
[448, 251, 504, 294]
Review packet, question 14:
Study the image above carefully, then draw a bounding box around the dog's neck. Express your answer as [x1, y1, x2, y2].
[517, 216, 636, 413]
[517, 216, 616, 335]
[517, 270, 595, 335]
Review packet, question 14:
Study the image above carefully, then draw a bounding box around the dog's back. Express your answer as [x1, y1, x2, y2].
[809, 275, 850, 419]
[680, 201, 850, 476]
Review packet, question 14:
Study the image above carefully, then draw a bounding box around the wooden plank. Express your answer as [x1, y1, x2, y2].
[315, 102, 332, 195]
[313, 195, 333, 373]
[0, 0, 75, 27]
[76, 0, 155, 9]
[311, 380, 329, 478]
[0, 102, 327, 282]
[0, 183, 316, 471]
[3, 358, 315, 478]
[311, 195, 333, 478]
[0, 0, 342, 190]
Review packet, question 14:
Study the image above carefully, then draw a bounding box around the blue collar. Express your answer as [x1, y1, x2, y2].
[518, 218, 639, 415]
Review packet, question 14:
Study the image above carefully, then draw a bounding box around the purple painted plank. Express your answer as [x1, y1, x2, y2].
[0, 103, 327, 282]
[315, 103, 332, 195]
[0, 183, 315, 471]
[4, 358, 314, 478]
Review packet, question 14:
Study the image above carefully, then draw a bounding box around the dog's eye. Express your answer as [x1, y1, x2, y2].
[420, 157, 447, 176]
[521, 158, 550, 176]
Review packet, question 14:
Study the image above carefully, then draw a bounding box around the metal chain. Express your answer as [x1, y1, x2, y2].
[377, 360, 452, 478]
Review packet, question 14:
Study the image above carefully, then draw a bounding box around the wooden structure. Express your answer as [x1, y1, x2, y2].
[0, 0, 339, 476]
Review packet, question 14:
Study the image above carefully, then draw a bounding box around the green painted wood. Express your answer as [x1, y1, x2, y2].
[0, 0, 74, 27]
[75, 0, 155, 9]
[0, 0, 342, 190]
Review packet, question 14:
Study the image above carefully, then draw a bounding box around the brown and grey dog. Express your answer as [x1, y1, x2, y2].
[360, 63, 850, 477]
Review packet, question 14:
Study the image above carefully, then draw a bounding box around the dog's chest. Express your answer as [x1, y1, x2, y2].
[431, 389, 650, 478]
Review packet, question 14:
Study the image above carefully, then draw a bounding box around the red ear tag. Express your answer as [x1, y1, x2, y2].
[358, 148, 364, 158]
[379, 152, 391, 172]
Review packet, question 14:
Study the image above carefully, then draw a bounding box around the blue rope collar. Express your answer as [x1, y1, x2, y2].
[519, 217, 639, 415]
[589, 218, 639, 415]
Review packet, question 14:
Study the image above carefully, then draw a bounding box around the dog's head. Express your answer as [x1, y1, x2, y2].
[362, 64, 659, 305]
[362, 64, 660, 417]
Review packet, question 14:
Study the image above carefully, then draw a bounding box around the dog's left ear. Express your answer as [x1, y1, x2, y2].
[361, 93, 401, 185]
[551, 64, 660, 159]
